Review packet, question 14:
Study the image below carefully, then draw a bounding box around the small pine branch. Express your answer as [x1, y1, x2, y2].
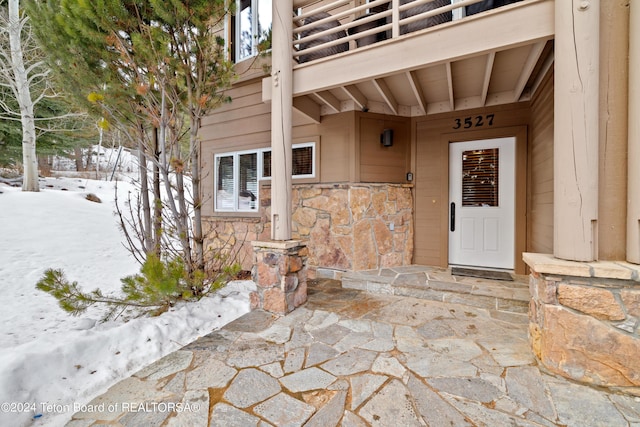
[36, 267, 179, 321]
[36, 269, 96, 316]
[35, 255, 232, 322]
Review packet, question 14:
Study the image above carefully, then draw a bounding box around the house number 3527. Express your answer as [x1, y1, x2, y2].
[452, 114, 495, 130]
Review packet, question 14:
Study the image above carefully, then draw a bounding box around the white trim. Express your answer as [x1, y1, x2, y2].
[213, 142, 316, 213]
[234, 0, 272, 62]
[214, 149, 261, 213]
[260, 142, 317, 180]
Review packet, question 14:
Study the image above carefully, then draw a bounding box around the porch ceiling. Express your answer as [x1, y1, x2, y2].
[286, 0, 554, 122]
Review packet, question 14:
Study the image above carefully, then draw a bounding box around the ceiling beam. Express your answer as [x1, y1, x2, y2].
[481, 52, 495, 106]
[293, 0, 553, 96]
[341, 85, 368, 110]
[293, 96, 321, 123]
[372, 78, 399, 115]
[529, 47, 554, 98]
[406, 71, 428, 115]
[446, 62, 454, 111]
[313, 90, 341, 113]
[513, 41, 547, 102]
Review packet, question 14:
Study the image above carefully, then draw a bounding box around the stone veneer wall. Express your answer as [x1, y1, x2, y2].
[524, 253, 640, 395]
[202, 183, 414, 276]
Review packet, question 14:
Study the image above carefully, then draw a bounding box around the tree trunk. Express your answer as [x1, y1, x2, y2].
[8, 0, 39, 191]
[74, 146, 84, 171]
[137, 129, 153, 255]
[158, 92, 191, 269]
[190, 115, 204, 272]
[152, 127, 162, 258]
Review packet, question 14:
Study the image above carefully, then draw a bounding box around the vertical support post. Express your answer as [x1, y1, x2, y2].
[271, 0, 294, 241]
[629, 1, 640, 264]
[597, 0, 629, 260]
[391, 0, 400, 38]
[553, 0, 600, 261]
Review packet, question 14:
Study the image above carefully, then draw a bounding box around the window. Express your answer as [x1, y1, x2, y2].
[234, 0, 272, 62]
[462, 148, 499, 207]
[215, 151, 259, 212]
[262, 143, 315, 179]
[214, 142, 315, 212]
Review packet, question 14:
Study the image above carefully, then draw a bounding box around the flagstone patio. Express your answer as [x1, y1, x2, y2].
[67, 278, 640, 427]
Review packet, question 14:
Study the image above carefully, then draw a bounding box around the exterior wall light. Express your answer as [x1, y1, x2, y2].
[381, 128, 394, 147]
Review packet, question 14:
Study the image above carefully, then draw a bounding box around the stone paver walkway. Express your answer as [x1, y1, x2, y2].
[67, 279, 640, 427]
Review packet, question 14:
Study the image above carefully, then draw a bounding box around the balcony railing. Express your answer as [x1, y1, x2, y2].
[292, 0, 525, 64]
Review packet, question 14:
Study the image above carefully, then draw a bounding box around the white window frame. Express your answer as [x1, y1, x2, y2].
[214, 142, 316, 213]
[260, 142, 316, 180]
[234, 0, 271, 62]
[214, 149, 260, 213]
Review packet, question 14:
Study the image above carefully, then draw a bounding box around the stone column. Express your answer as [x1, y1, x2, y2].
[524, 253, 640, 392]
[251, 240, 308, 315]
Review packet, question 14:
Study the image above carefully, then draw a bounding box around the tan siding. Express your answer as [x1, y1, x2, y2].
[528, 70, 554, 255]
[200, 80, 271, 146]
[200, 80, 358, 216]
[317, 113, 355, 182]
[200, 79, 272, 217]
[413, 104, 530, 272]
[358, 114, 411, 183]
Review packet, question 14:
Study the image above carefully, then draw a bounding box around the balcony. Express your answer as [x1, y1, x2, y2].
[267, 0, 554, 121]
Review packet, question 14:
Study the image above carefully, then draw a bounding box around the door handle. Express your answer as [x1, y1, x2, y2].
[450, 202, 455, 232]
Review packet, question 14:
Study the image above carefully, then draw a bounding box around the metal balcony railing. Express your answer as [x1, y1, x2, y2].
[292, 0, 526, 64]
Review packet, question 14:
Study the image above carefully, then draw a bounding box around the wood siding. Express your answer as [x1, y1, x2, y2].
[528, 70, 554, 255]
[200, 79, 359, 217]
[200, 79, 271, 217]
[413, 103, 530, 273]
[357, 113, 411, 183]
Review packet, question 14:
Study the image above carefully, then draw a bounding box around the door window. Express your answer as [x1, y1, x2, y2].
[462, 148, 499, 207]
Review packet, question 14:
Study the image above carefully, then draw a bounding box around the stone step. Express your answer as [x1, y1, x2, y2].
[341, 266, 530, 317]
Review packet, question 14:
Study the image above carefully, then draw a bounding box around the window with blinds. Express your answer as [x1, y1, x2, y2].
[261, 143, 315, 179]
[462, 148, 499, 207]
[215, 152, 258, 212]
[215, 142, 315, 212]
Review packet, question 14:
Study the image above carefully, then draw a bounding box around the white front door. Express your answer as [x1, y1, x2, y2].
[448, 137, 515, 270]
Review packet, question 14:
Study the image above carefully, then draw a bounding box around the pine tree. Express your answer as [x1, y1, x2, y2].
[0, 0, 93, 182]
[26, 0, 235, 277]
[36, 256, 240, 320]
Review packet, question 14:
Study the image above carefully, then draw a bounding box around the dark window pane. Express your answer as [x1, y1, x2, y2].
[263, 145, 313, 178]
[239, 153, 257, 210]
[292, 146, 313, 176]
[262, 150, 271, 178]
[462, 148, 499, 207]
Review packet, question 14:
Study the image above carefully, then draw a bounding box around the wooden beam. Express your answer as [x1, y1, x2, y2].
[481, 52, 495, 106]
[528, 49, 554, 98]
[293, 0, 554, 96]
[314, 90, 341, 113]
[406, 71, 427, 115]
[271, 0, 294, 241]
[372, 78, 399, 115]
[341, 85, 367, 110]
[445, 62, 454, 111]
[293, 96, 321, 123]
[293, 0, 323, 8]
[513, 41, 546, 102]
[554, 0, 599, 261]
[629, 0, 640, 263]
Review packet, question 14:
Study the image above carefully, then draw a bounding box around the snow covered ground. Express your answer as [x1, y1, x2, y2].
[0, 174, 254, 427]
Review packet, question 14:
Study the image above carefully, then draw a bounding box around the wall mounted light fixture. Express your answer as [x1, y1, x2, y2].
[380, 128, 394, 147]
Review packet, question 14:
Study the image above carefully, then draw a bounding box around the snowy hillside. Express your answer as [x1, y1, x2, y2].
[0, 174, 253, 427]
